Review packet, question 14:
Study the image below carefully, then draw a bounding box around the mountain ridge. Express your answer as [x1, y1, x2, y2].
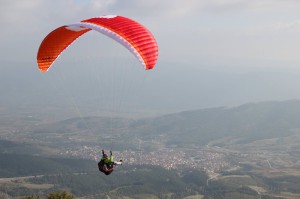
[25, 99, 300, 147]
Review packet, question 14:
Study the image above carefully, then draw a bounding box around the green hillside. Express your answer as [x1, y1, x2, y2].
[0, 153, 208, 198]
[132, 100, 300, 145]
[0, 153, 95, 177]
[24, 100, 300, 149]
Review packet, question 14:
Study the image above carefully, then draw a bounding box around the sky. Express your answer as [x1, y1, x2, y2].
[2, 0, 300, 117]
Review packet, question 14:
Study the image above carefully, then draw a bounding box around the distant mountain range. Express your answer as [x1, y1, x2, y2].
[27, 100, 300, 147]
[129, 99, 300, 146]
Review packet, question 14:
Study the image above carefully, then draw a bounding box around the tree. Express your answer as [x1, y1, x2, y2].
[47, 191, 74, 199]
[22, 196, 40, 199]
[23, 191, 74, 199]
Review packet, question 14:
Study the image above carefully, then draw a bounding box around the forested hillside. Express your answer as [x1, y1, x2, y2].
[131, 100, 300, 145]
[0, 153, 95, 177]
[26, 100, 300, 148]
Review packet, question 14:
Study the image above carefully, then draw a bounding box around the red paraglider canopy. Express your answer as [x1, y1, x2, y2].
[37, 15, 158, 72]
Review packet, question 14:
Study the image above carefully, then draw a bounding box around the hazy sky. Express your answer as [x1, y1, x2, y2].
[2, 0, 300, 115]
[1, 0, 300, 68]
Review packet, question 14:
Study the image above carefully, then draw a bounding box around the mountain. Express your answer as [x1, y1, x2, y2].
[135, 99, 300, 146]
[24, 99, 300, 148]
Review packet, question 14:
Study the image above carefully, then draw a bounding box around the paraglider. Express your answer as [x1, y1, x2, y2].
[37, 15, 158, 71]
[98, 150, 123, 175]
[36, 15, 158, 175]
